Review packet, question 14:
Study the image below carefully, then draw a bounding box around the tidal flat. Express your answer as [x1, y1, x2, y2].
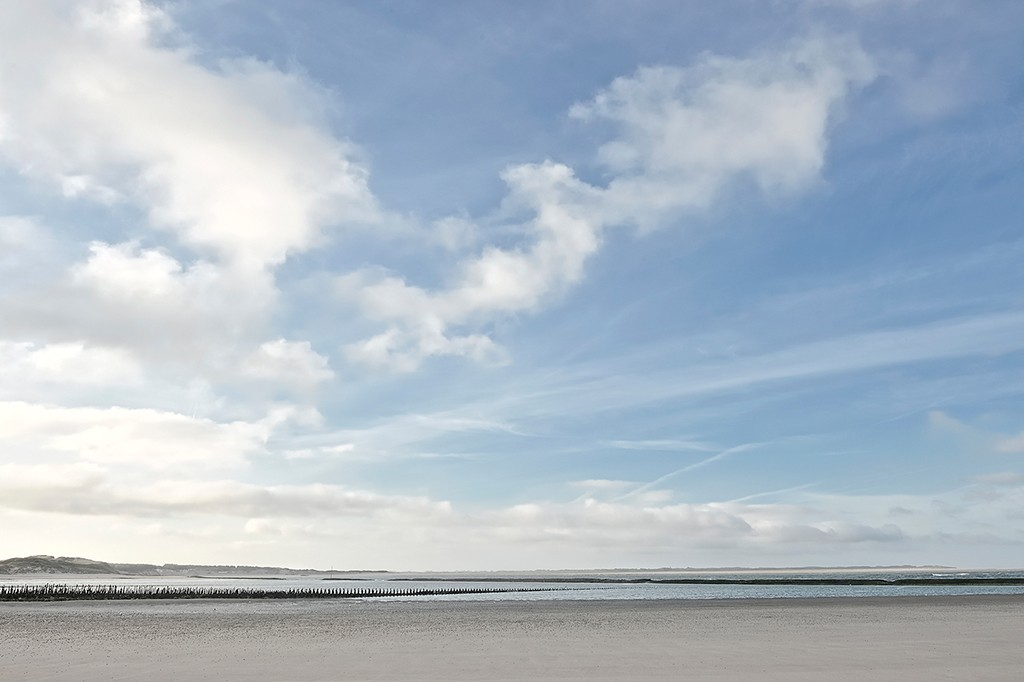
[2, 595, 1023, 680]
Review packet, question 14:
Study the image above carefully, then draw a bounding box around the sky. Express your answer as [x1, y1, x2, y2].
[1, 0, 1023, 570]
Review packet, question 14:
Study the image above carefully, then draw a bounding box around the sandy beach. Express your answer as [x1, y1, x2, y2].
[1, 595, 1021, 681]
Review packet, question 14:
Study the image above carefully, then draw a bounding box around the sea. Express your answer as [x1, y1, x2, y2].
[4, 569, 1024, 602]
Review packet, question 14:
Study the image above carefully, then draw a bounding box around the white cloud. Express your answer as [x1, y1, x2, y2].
[973, 472, 1024, 486]
[59, 173, 121, 204]
[0, 216, 46, 250]
[996, 434, 1024, 454]
[0, 463, 903, 549]
[0, 462, 107, 491]
[572, 37, 873, 214]
[0, 464, 452, 520]
[282, 443, 355, 461]
[0, 217, 54, 277]
[2, 460, 1020, 568]
[287, 410, 527, 463]
[569, 479, 638, 491]
[483, 498, 901, 548]
[240, 339, 335, 389]
[72, 241, 205, 304]
[433, 215, 478, 251]
[342, 37, 874, 371]
[122, 480, 452, 519]
[0, 0, 380, 269]
[0, 401, 275, 470]
[0, 340, 143, 387]
[53, 241, 275, 379]
[0, 1, 386, 404]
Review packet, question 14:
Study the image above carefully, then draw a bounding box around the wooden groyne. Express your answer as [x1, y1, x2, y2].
[0, 583, 572, 603]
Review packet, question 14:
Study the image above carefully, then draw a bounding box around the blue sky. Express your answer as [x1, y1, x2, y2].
[1, 0, 1023, 570]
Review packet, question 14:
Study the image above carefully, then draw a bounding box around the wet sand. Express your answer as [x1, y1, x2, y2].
[1, 595, 1022, 681]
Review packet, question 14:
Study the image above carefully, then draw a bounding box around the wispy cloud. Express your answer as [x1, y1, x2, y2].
[483, 309, 1024, 421]
[928, 410, 1024, 456]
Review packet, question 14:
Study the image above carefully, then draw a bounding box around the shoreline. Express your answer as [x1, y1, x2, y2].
[387, 575, 1024, 586]
[3, 592, 1024, 607]
[3, 595, 1022, 681]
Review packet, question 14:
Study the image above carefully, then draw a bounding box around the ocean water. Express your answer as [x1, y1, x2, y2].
[3, 569, 1024, 602]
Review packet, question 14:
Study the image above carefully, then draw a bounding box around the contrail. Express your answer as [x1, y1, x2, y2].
[726, 482, 819, 504]
[614, 442, 764, 502]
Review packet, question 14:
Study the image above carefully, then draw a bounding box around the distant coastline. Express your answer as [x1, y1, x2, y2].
[0, 555, 384, 577]
[0, 554, 964, 578]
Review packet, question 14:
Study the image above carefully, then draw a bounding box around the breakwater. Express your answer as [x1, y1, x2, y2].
[0, 583, 570, 602]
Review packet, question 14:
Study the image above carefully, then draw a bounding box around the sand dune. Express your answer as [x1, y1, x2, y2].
[1, 595, 1021, 681]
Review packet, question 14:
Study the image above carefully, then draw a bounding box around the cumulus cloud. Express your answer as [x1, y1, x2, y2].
[53, 241, 274, 372]
[0, 239, 305, 399]
[72, 241, 212, 305]
[0, 1, 385, 400]
[571, 37, 873, 213]
[342, 37, 874, 371]
[0, 0, 380, 269]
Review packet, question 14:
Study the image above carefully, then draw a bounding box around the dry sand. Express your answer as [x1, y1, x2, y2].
[1, 595, 1022, 681]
